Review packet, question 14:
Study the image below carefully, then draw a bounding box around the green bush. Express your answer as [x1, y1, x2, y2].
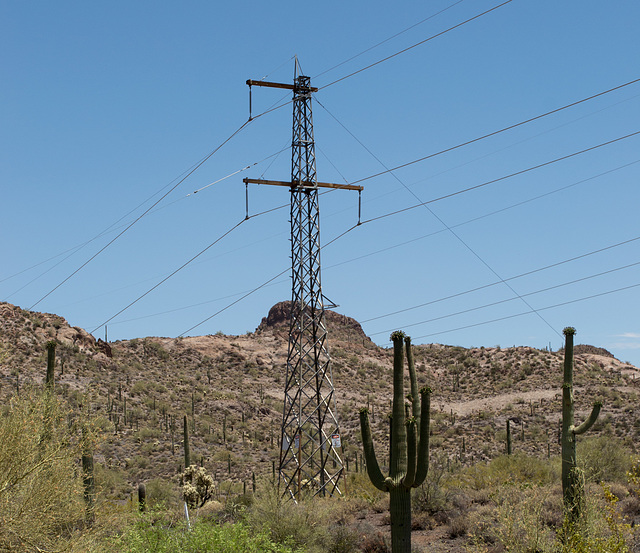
[461, 453, 559, 490]
[578, 436, 632, 483]
[112, 514, 296, 552]
[0, 388, 91, 552]
[243, 485, 339, 552]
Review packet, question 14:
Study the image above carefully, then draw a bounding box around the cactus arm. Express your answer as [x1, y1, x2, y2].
[402, 418, 417, 488]
[359, 408, 388, 491]
[573, 402, 602, 435]
[405, 336, 420, 422]
[414, 387, 431, 487]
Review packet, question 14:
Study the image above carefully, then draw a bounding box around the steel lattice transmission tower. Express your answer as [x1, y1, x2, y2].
[244, 64, 362, 499]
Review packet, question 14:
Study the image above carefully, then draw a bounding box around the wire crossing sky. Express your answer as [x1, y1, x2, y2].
[2, 1, 640, 366]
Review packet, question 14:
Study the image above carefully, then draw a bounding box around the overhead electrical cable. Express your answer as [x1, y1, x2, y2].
[25, 97, 294, 312]
[316, 99, 560, 338]
[362, 234, 640, 324]
[27, 119, 254, 311]
[177, 222, 361, 337]
[319, 0, 514, 89]
[111, 136, 638, 334]
[178, 268, 289, 337]
[111, 227, 640, 331]
[90, 218, 248, 333]
[74, 79, 637, 335]
[327, 159, 640, 273]
[313, 0, 469, 80]
[370, 259, 640, 336]
[360, 130, 640, 225]
[345, 78, 640, 186]
[3, 147, 289, 300]
[409, 282, 640, 343]
[345, 92, 640, 211]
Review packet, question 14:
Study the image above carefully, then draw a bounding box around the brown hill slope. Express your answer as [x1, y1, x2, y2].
[1, 300, 638, 500]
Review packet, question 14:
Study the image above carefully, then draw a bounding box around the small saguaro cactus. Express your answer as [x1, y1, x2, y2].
[81, 428, 95, 523]
[360, 331, 431, 553]
[183, 415, 191, 468]
[138, 483, 146, 512]
[45, 340, 56, 390]
[561, 326, 602, 522]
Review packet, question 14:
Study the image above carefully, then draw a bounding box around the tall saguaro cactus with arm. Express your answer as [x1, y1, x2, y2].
[359, 331, 431, 553]
[561, 326, 602, 522]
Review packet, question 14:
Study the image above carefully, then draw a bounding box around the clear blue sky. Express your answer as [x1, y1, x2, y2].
[2, 1, 640, 366]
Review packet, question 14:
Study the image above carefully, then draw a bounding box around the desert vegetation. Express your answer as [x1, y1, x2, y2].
[0, 300, 639, 551]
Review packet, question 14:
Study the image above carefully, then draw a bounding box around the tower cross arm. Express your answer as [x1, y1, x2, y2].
[243, 177, 363, 192]
[246, 79, 318, 93]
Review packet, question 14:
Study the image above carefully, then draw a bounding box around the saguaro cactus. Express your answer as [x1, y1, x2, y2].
[45, 340, 56, 390]
[183, 415, 191, 468]
[561, 326, 602, 522]
[360, 331, 431, 553]
[81, 428, 95, 523]
[138, 483, 146, 512]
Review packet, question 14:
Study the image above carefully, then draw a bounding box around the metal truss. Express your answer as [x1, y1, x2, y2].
[278, 73, 344, 499]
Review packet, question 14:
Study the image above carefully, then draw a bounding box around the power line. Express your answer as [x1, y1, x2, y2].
[313, 0, 469, 80]
[334, 92, 640, 214]
[370, 259, 640, 337]
[327, 159, 640, 274]
[317, 101, 639, 336]
[320, 0, 514, 89]
[2, 147, 289, 297]
[90, 218, 248, 333]
[361, 234, 640, 324]
[177, 222, 361, 337]
[112, 140, 640, 335]
[316, 99, 564, 337]
[179, 268, 288, 337]
[360, 130, 640, 225]
[24, 96, 295, 312]
[93, 128, 638, 335]
[346, 77, 640, 186]
[408, 282, 640, 343]
[27, 119, 254, 311]
[65, 80, 638, 336]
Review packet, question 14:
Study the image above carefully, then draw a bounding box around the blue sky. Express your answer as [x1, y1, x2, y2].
[2, 1, 640, 366]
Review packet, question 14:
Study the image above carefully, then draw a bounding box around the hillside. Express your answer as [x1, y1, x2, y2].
[1, 299, 639, 550]
[2, 299, 638, 484]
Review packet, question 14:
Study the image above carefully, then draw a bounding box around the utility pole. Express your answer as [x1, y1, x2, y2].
[244, 60, 362, 499]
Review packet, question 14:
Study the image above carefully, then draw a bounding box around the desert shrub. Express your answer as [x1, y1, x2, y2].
[0, 388, 91, 552]
[95, 463, 128, 498]
[557, 485, 632, 553]
[462, 453, 558, 490]
[145, 477, 179, 506]
[578, 435, 632, 483]
[243, 484, 339, 552]
[413, 453, 453, 514]
[345, 472, 386, 507]
[111, 512, 295, 552]
[467, 484, 557, 553]
[326, 523, 360, 553]
[358, 525, 389, 553]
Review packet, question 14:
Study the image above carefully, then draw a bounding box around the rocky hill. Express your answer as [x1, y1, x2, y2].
[1, 300, 638, 501]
